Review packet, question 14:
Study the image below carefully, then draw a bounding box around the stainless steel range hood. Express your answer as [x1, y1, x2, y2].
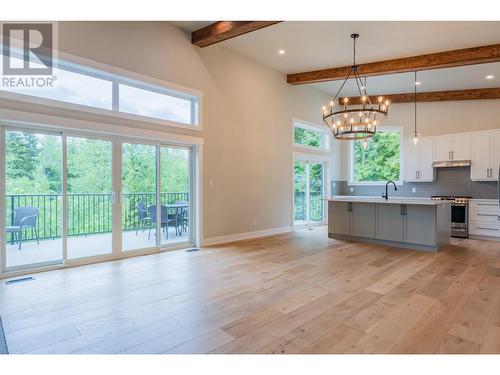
[432, 160, 471, 168]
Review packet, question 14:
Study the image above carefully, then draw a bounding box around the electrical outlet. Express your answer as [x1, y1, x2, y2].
[350, 187, 354, 192]
[209, 179, 214, 187]
[252, 219, 257, 226]
[412, 187, 416, 193]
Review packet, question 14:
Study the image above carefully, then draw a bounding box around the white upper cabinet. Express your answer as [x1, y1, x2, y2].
[419, 138, 435, 181]
[451, 134, 472, 160]
[491, 131, 500, 180]
[433, 134, 471, 161]
[405, 137, 434, 182]
[434, 136, 452, 161]
[472, 131, 500, 181]
[405, 139, 419, 182]
[471, 132, 492, 181]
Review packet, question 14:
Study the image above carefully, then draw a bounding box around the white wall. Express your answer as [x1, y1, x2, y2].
[0, 22, 332, 240]
[336, 99, 500, 180]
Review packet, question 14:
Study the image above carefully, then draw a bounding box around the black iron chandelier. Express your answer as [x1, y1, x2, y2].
[322, 34, 390, 146]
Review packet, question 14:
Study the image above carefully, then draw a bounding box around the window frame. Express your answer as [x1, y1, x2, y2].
[348, 126, 404, 186]
[292, 119, 331, 152]
[0, 48, 202, 131]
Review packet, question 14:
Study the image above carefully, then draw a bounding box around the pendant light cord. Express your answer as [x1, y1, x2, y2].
[414, 71, 417, 136]
[330, 35, 359, 107]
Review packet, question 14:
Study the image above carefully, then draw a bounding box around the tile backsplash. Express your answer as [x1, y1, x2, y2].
[332, 167, 498, 199]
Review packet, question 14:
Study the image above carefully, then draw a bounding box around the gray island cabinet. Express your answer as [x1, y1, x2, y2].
[327, 197, 451, 252]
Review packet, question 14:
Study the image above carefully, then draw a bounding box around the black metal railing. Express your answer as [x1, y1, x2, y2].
[5, 192, 189, 242]
[294, 191, 324, 222]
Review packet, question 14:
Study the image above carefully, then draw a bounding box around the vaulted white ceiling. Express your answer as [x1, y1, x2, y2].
[312, 62, 500, 96]
[174, 21, 500, 95]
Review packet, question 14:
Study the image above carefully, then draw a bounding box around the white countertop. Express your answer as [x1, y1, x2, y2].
[327, 195, 449, 206]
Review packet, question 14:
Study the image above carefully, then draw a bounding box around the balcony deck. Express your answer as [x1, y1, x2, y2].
[5, 228, 189, 269]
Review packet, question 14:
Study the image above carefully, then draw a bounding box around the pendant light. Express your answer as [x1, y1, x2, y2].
[322, 34, 390, 141]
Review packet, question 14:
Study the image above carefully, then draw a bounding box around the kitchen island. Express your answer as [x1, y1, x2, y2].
[327, 196, 451, 252]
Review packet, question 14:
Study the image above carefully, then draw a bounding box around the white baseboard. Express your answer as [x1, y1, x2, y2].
[201, 226, 292, 247]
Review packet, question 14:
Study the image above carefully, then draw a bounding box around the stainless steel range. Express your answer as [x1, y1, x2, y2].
[431, 196, 470, 238]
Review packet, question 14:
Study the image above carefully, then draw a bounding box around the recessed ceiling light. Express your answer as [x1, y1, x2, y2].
[486, 75, 494, 79]
[415, 81, 421, 86]
[278, 49, 285, 55]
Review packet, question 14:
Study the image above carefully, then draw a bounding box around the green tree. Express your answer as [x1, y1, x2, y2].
[67, 138, 112, 193]
[353, 132, 400, 182]
[6, 131, 40, 180]
[160, 147, 189, 193]
[294, 127, 321, 147]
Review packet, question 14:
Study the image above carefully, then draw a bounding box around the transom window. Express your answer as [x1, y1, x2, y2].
[293, 121, 330, 150]
[0, 51, 200, 127]
[350, 127, 402, 185]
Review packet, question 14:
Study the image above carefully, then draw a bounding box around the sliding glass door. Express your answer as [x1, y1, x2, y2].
[121, 142, 158, 251]
[159, 145, 192, 246]
[4, 130, 63, 270]
[293, 160, 325, 227]
[66, 136, 113, 259]
[1, 127, 196, 273]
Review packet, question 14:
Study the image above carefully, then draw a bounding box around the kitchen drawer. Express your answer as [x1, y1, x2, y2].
[469, 223, 500, 237]
[469, 200, 500, 215]
[469, 211, 500, 224]
[469, 213, 500, 236]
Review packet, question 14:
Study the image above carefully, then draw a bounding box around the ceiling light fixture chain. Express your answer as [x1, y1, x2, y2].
[322, 33, 390, 143]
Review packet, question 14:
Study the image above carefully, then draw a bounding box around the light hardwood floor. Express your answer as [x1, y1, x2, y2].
[0, 226, 499, 354]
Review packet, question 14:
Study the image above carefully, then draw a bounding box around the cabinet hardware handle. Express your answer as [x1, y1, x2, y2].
[415, 171, 418, 180]
[477, 213, 497, 217]
[477, 227, 499, 231]
[400, 205, 403, 215]
[401, 204, 407, 215]
[477, 203, 499, 206]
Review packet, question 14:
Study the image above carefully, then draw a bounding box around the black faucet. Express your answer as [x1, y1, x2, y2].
[382, 181, 397, 200]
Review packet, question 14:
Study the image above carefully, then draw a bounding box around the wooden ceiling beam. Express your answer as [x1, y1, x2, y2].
[192, 21, 281, 47]
[287, 44, 500, 85]
[338, 88, 500, 104]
